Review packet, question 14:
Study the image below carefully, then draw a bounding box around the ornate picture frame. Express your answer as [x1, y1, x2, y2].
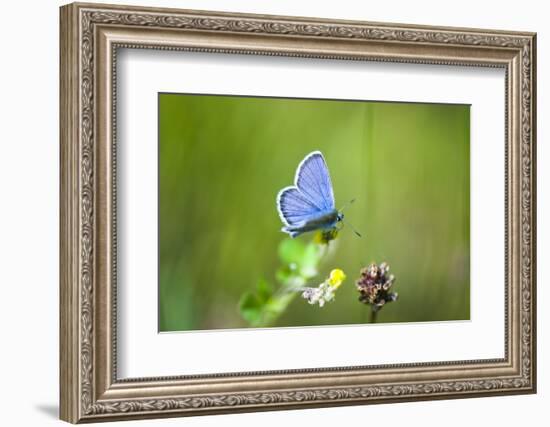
[60, 2, 536, 423]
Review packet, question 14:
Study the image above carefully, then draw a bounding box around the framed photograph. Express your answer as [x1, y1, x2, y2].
[60, 2, 537, 423]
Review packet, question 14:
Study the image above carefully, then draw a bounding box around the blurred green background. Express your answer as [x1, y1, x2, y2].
[159, 93, 470, 332]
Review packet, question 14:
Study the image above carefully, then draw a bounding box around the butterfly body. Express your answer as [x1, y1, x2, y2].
[277, 151, 343, 238]
[281, 209, 343, 238]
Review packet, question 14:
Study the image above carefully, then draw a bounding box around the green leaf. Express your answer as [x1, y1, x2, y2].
[278, 238, 306, 266]
[256, 278, 273, 303]
[240, 235, 326, 328]
[238, 292, 263, 325]
[276, 266, 292, 285]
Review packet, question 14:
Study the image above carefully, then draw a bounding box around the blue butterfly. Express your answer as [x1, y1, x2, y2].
[277, 151, 359, 238]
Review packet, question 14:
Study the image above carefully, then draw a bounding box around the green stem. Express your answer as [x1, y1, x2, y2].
[369, 308, 378, 324]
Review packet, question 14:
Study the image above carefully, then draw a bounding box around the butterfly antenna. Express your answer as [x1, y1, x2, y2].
[339, 198, 356, 212]
[342, 219, 362, 238]
[338, 198, 361, 237]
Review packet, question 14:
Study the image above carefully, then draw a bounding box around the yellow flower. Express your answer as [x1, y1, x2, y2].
[327, 268, 346, 289]
[313, 229, 339, 245]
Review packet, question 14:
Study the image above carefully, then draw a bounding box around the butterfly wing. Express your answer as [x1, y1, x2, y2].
[277, 186, 322, 227]
[277, 151, 337, 238]
[294, 151, 335, 211]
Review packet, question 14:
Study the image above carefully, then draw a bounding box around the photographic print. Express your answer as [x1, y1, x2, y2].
[60, 5, 536, 420]
[159, 94, 470, 332]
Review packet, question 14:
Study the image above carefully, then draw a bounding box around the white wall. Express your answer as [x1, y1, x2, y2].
[0, 0, 546, 426]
